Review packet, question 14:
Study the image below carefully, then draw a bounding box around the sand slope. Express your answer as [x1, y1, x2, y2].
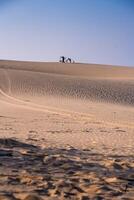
[0, 60, 134, 199]
[0, 60, 134, 106]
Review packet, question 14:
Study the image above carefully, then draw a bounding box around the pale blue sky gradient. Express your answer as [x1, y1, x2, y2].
[0, 0, 134, 66]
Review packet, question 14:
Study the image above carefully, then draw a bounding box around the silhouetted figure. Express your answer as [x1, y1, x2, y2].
[66, 58, 72, 63]
[60, 56, 66, 63]
[59, 56, 75, 64]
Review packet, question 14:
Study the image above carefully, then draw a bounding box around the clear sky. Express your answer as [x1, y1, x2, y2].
[0, 0, 134, 66]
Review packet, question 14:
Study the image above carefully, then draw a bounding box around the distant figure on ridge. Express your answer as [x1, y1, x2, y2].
[66, 58, 72, 63]
[59, 56, 66, 63]
[59, 56, 75, 63]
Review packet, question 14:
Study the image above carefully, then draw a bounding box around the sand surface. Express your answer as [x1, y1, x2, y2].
[0, 60, 134, 199]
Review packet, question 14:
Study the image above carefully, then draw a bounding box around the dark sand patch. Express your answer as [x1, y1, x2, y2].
[0, 138, 133, 199]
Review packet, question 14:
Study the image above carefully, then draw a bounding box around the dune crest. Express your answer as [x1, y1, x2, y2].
[0, 61, 134, 107]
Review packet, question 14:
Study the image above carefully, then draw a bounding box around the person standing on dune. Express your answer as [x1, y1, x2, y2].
[60, 56, 66, 63]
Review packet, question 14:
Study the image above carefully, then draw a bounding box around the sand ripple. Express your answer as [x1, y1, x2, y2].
[0, 67, 134, 107]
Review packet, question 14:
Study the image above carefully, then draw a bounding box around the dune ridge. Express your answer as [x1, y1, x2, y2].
[0, 60, 134, 78]
[0, 61, 134, 108]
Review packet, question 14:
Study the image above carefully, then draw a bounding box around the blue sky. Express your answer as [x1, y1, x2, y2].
[0, 0, 134, 66]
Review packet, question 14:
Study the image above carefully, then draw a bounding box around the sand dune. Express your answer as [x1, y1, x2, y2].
[0, 60, 134, 199]
[0, 61, 134, 107]
[1, 60, 134, 78]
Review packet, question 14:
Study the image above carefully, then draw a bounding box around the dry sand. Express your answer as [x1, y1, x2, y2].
[0, 60, 134, 199]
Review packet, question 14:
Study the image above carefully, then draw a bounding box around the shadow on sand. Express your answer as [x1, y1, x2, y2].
[0, 138, 134, 199]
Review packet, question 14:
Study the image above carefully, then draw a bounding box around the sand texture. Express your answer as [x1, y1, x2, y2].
[0, 60, 134, 199]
